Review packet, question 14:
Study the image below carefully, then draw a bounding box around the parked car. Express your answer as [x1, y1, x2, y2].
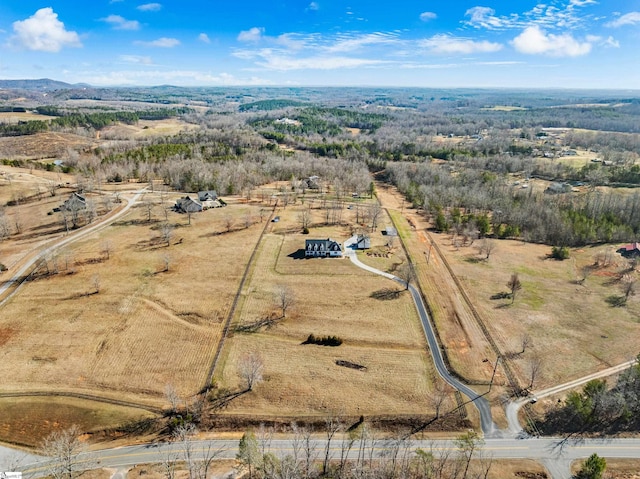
[271, 216, 280, 222]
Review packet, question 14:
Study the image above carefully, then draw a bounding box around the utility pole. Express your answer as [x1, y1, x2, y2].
[489, 356, 501, 392]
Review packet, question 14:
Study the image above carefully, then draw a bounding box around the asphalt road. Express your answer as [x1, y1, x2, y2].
[344, 244, 499, 437]
[13, 437, 640, 479]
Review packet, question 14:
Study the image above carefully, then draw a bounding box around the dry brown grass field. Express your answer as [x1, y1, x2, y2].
[216, 198, 445, 419]
[375, 183, 640, 405]
[0, 112, 56, 123]
[0, 131, 96, 159]
[0, 397, 155, 446]
[0, 193, 265, 410]
[100, 119, 199, 140]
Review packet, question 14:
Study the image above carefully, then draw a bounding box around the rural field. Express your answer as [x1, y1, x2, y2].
[215, 198, 451, 422]
[375, 182, 640, 413]
[0, 184, 269, 437]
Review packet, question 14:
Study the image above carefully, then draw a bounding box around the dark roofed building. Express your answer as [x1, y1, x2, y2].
[619, 242, 640, 258]
[175, 196, 203, 213]
[305, 238, 342, 257]
[197, 190, 218, 202]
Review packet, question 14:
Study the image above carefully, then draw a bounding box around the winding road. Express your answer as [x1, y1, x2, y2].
[343, 239, 499, 438]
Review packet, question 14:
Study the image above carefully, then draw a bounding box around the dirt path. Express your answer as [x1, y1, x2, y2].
[0, 187, 146, 305]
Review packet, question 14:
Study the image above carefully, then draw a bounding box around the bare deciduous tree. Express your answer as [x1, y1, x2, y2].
[520, 332, 532, 354]
[40, 425, 90, 479]
[161, 222, 173, 247]
[298, 207, 311, 231]
[164, 383, 181, 413]
[430, 380, 453, 419]
[143, 198, 155, 222]
[276, 285, 295, 318]
[369, 203, 383, 232]
[526, 353, 544, 390]
[478, 238, 496, 260]
[224, 214, 234, 233]
[621, 276, 637, 304]
[397, 263, 415, 291]
[238, 352, 264, 391]
[101, 240, 112, 260]
[507, 272, 522, 304]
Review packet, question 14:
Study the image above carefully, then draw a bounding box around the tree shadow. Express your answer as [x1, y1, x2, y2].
[370, 288, 403, 300]
[464, 256, 484, 264]
[235, 314, 282, 333]
[605, 295, 626, 307]
[207, 388, 249, 411]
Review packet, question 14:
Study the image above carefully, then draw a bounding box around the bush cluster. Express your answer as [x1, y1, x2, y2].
[551, 245, 570, 260]
[303, 334, 343, 346]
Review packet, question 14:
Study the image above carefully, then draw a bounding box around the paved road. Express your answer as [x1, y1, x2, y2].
[0, 188, 147, 306]
[343, 241, 499, 437]
[14, 436, 640, 479]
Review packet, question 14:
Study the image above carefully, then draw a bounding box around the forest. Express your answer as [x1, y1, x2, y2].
[1, 87, 639, 248]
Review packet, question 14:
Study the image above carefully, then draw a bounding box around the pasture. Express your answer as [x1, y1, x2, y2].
[216, 199, 445, 419]
[375, 183, 640, 402]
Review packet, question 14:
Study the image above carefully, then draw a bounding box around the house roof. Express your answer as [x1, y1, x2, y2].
[197, 190, 217, 201]
[176, 196, 203, 213]
[624, 242, 640, 251]
[305, 238, 342, 251]
[61, 192, 86, 210]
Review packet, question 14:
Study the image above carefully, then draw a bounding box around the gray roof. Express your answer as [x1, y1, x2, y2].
[176, 196, 203, 213]
[61, 192, 86, 211]
[197, 190, 217, 201]
[305, 238, 342, 252]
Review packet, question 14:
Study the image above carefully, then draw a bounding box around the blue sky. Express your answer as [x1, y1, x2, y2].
[0, 1, 639, 88]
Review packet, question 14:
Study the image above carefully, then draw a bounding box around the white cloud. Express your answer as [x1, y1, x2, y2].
[10, 8, 81, 52]
[465, 6, 514, 30]
[198, 33, 211, 44]
[512, 26, 591, 56]
[137, 3, 162, 12]
[325, 32, 398, 53]
[238, 27, 264, 43]
[80, 69, 272, 86]
[135, 37, 180, 47]
[119, 55, 153, 64]
[420, 12, 437, 22]
[257, 54, 386, 71]
[420, 34, 502, 54]
[604, 36, 620, 48]
[102, 15, 141, 31]
[606, 12, 640, 28]
[465, 2, 597, 31]
[569, 0, 597, 6]
[308, 2, 319, 11]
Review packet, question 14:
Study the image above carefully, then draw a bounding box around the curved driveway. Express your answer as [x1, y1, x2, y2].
[343, 242, 498, 437]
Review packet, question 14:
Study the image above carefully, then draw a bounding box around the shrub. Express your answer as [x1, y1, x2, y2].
[303, 334, 343, 346]
[302, 227, 309, 234]
[551, 246, 570, 260]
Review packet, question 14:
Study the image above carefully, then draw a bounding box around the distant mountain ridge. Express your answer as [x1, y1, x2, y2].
[0, 79, 91, 90]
